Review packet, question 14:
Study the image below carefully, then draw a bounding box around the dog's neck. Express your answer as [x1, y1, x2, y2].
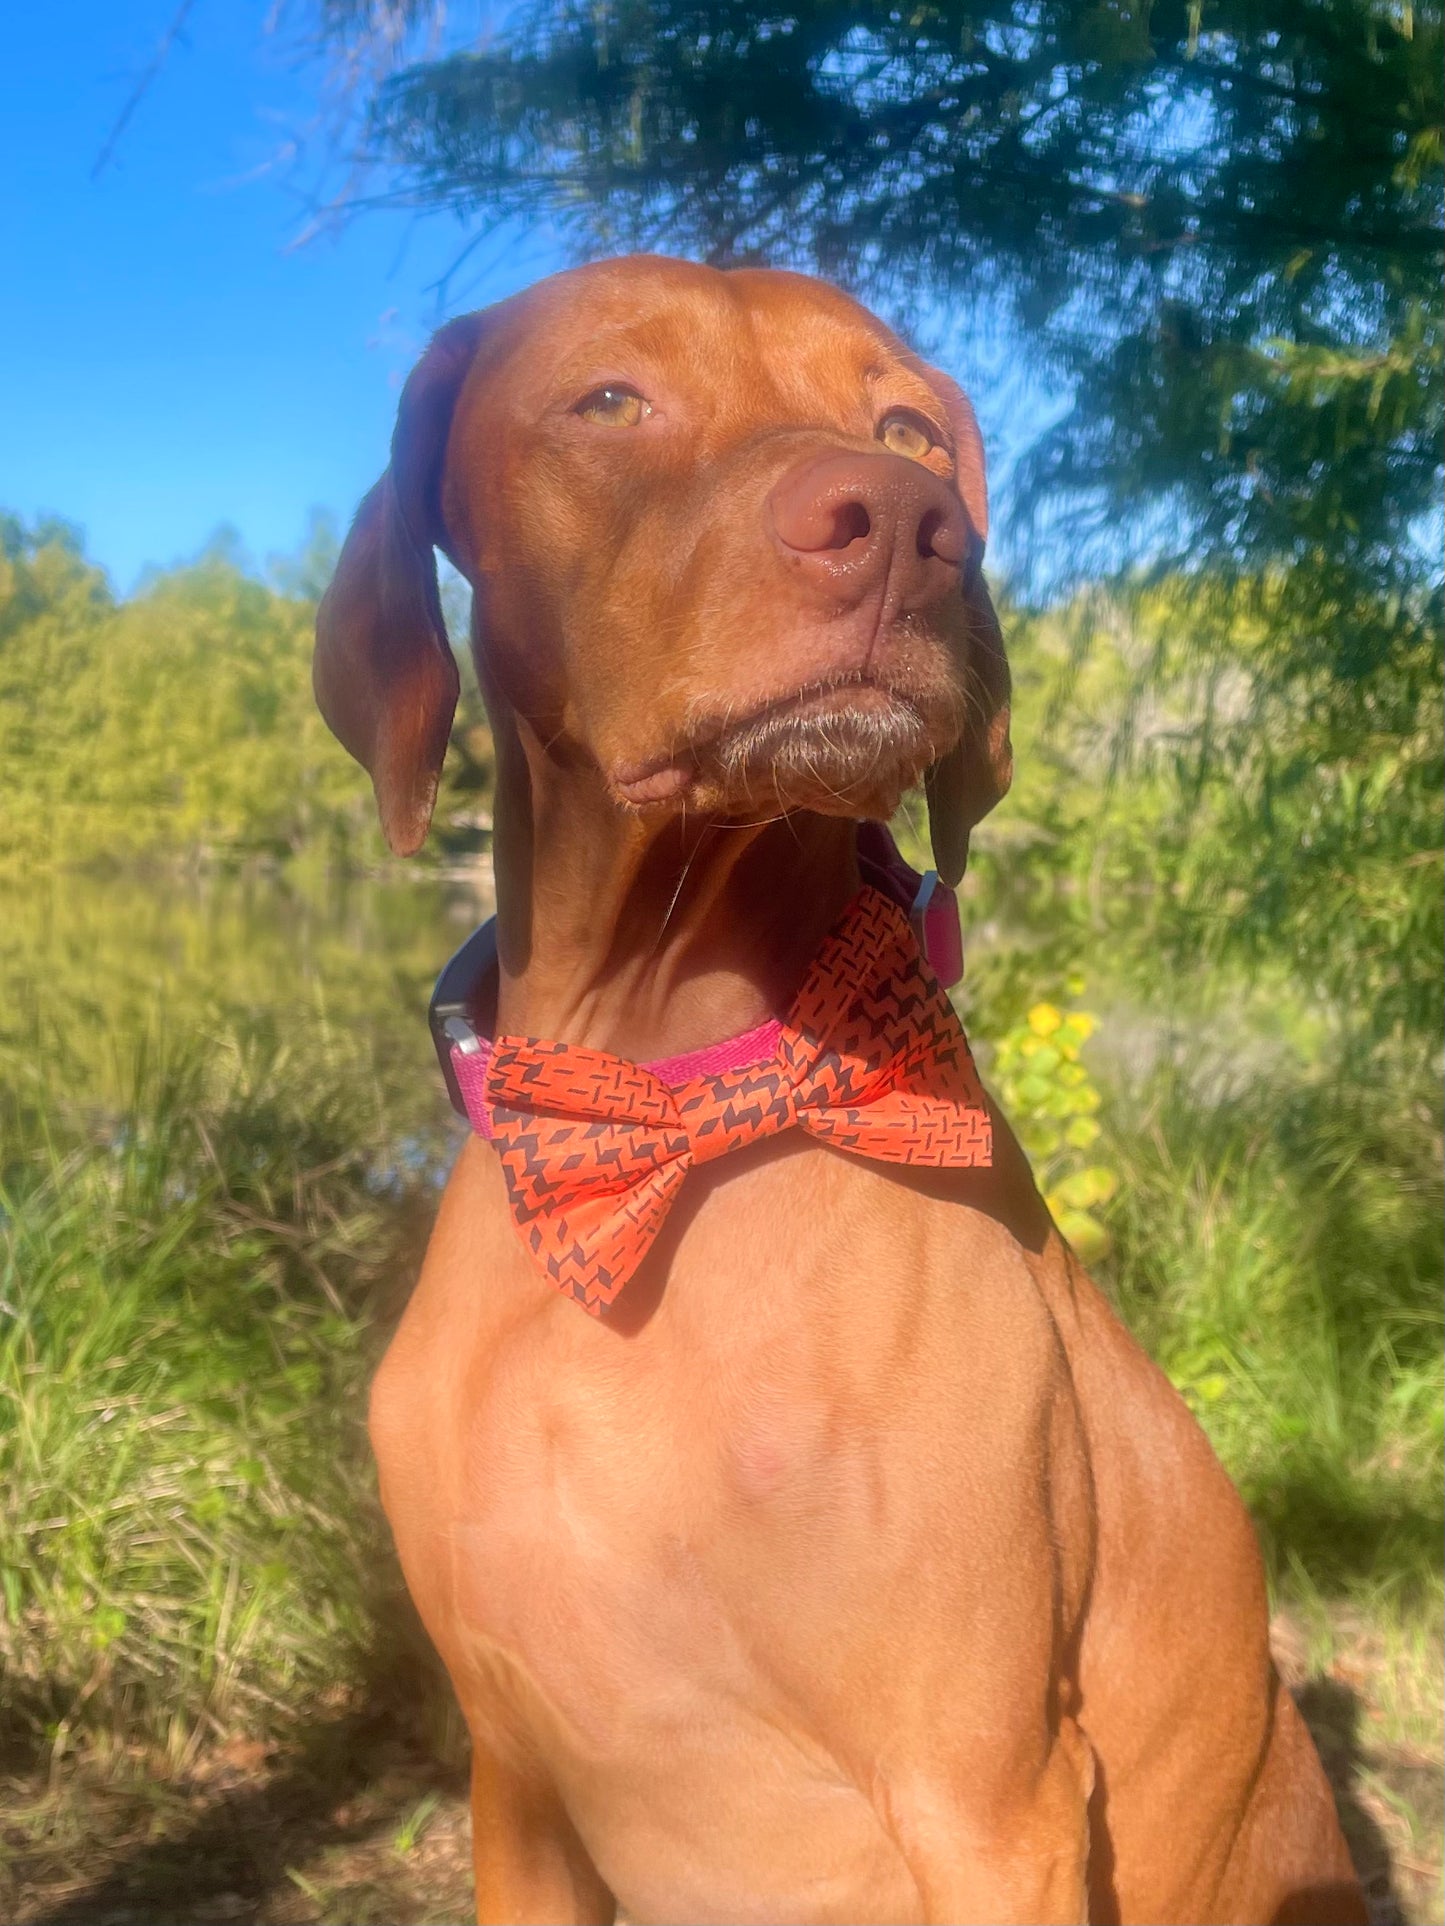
[487, 713, 859, 1062]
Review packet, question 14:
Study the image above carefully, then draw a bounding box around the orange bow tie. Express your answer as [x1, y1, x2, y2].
[463, 888, 991, 1315]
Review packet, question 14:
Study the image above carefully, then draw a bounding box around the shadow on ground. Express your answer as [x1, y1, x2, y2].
[2, 1596, 474, 1926]
[1294, 1676, 1428, 1926]
[4, 1611, 1440, 1924]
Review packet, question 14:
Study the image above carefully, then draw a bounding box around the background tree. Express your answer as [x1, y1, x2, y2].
[0, 513, 492, 870]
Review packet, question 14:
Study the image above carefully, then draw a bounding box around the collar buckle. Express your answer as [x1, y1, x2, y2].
[430, 917, 498, 1118]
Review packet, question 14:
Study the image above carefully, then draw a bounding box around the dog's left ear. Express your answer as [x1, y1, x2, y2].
[911, 360, 1013, 888]
[314, 313, 485, 855]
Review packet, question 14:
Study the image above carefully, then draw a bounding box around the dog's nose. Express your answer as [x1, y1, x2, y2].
[767, 452, 970, 609]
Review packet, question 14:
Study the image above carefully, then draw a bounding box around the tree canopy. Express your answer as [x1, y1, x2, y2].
[303, 0, 1442, 601]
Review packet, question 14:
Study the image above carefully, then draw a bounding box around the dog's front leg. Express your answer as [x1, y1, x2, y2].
[881, 1715, 1096, 1926]
[469, 1746, 616, 1926]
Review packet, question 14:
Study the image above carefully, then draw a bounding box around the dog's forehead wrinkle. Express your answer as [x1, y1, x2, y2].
[534, 277, 905, 435]
[485, 259, 959, 415]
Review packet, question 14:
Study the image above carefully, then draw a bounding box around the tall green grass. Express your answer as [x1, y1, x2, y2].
[1101, 1046, 1444, 1605]
[0, 1024, 444, 1770]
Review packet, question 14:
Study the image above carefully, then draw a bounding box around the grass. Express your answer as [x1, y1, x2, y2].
[0, 1022, 447, 1776]
[1099, 1045, 1444, 1605]
[0, 958, 1440, 1922]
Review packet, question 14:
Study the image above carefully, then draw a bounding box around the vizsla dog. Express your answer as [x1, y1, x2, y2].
[314, 256, 1363, 1925]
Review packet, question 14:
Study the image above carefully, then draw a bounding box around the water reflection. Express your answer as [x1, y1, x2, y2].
[0, 865, 493, 1148]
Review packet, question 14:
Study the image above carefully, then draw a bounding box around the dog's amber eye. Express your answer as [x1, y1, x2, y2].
[877, 411, 938, 460]
[576, 385, 651, 427]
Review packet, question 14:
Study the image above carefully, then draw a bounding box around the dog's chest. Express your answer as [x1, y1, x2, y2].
[393, 1208, 1054, 1763]
[397, 1297, 952, 1918]
[437, 1336, 890, 1750]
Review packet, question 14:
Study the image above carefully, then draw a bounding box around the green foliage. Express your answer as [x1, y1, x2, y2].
[989, 989, 1118, 1263]
[1101, 1049, 1444, 1601]
[968, 573, 1444, 1055]
[0, 1020, 430, 1762]
[0, 514, 493, 873]
[0, 864, 470, 1762]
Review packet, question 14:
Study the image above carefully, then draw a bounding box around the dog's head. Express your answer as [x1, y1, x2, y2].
[315, 255, 1011, 883]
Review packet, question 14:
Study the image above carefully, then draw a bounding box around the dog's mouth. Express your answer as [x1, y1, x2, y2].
[610, 672, 951, 819]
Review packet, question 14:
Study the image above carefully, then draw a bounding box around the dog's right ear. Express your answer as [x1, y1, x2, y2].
[923, 587, 1012, 888]
[314, 313, 485, 855]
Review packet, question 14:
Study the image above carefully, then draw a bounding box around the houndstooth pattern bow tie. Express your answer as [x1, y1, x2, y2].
[469, 888, 992, 1315]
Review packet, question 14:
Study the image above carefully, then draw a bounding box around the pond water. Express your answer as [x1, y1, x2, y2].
[0, 865, 496, 1145]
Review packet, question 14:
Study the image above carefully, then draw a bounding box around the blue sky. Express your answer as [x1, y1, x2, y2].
[1, 4, 1062, 596]
[0, 4, 565, 592]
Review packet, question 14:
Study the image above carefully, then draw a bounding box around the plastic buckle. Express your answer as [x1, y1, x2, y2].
[428, 916, 499, 1118]
[910, 870, 964, 991]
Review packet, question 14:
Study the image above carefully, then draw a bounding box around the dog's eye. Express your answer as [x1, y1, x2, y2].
[877, 411, 938, 460]
[576, 385, 652, 428]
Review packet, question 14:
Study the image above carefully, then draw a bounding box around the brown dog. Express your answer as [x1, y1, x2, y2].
[314, 256, 1363, 1925]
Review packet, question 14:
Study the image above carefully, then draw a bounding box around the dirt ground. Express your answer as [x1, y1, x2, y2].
[2, 1613, 1439, 1926]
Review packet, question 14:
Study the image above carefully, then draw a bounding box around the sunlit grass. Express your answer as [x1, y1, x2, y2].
[0, 1025, 445, 1771]
[1099, 1045, 1444, 1606]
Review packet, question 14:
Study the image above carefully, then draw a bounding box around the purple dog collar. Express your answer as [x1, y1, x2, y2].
[429, 824, 963, 1131]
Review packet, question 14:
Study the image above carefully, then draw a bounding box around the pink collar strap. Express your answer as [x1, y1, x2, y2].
[429, 823, 963, 1139]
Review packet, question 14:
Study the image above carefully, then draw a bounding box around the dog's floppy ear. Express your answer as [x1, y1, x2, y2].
[924, 591, 1012, 888]
[913, 361, 1013, 887]
[314, 313, 485, 855]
